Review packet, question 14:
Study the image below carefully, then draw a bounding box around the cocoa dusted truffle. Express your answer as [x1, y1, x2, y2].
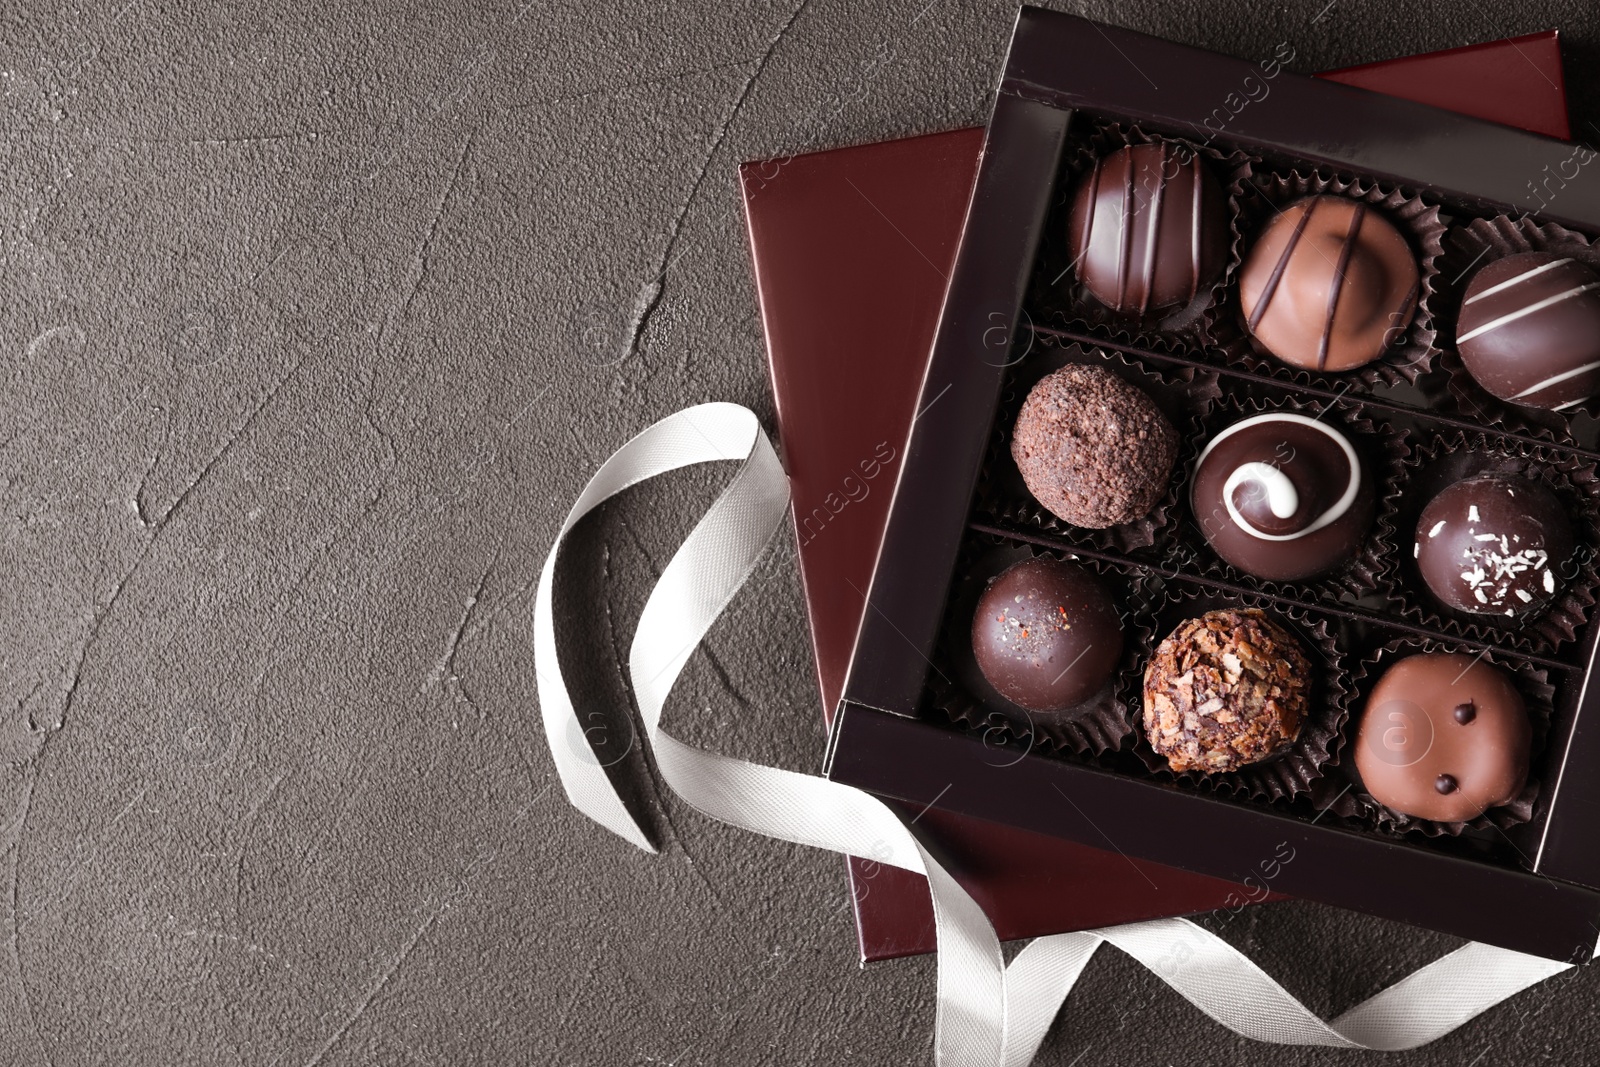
[1011, 364, 1178, 528]
[971, 557, 1124, 712]
[1457, 252, 1600, 411]
[1067, 142, 1229, 316]
[1414, 474, 1574, 617]
[1143, 609, 1310, 773]
[1191, 412, 1374, 581]
[1354, 652, 1530, 822]
[1239, 196, 1420, 372]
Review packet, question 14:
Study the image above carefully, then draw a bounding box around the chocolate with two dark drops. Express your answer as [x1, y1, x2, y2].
[1240, 195, 1420, 372]
[1457, 251, 1600, 412]
[1066, 142, 1229, 317]
[971, 556, 1125, 713]
[1413, 473, 1575, 617]
[1190, 412, 1375, 581]
[1354, 652, 1531, 823]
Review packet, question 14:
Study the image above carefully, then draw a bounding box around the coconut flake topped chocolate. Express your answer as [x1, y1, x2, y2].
[1413, 473, 1575, 617]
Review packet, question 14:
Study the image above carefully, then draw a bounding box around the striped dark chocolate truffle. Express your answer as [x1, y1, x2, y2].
[1239, 196, 1420, 372]
[1067, 142, 1228, 317]
[1457, 251, 1600, 411]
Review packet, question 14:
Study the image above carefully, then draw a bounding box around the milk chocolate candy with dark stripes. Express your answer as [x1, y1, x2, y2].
[1067, 143, 1229, 317]
[1240, 196, 1420, 373]
[1457, 252, 1600, 411]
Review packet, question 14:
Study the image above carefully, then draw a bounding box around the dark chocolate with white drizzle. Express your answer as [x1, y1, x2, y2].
[1457, 251, 1600, 411]
[1414, 473, 1575, 617]
[1239, 195, 1420, 372]
[1066, 142, 1228, 316]
[1190, 412, 1374, 581]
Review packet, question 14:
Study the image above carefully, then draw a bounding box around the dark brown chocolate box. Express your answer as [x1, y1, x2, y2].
[823, 7, 1600, 962]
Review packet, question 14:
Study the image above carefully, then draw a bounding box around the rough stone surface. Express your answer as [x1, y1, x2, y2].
[4, 1, 1600, 1064]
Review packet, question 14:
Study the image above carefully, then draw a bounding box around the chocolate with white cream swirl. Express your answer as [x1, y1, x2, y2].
[1191, 412, 1375, 582]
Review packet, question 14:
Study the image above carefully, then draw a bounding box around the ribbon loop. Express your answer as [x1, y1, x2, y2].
[533, 400, 1587, 1067]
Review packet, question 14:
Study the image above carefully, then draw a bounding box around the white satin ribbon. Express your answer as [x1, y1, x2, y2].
[533, 401, 1590, 1066]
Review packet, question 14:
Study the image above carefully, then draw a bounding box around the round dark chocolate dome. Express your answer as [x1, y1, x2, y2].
[1414, 473, 1574, 617]
[1067, 142, 1228, 317]
[971, 557, 1123, 713]
[1457, 251, 1600, 411]
[1239, 196, 1420, 373]
[1190, 412, 1374, 581]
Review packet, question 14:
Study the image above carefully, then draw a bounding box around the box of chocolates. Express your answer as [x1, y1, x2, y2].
[822, 7, 1600, 962]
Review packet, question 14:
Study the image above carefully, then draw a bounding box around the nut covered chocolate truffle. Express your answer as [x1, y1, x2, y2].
[1354, 652, 1530, 822]
[1240, 196, 1420, 372]
[971, 557, 1124, 712]
[1011, 364, 1178, 529]
[1457, 252, 1600, 411]
[1191, 412, 1374, 581]
[1068, 142, 1229, 316]
[1143, 609, 1310, 773]
[1414, 474, 1574, 617]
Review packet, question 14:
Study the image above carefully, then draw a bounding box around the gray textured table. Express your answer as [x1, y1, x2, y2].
[5, 1, 1600, 1064]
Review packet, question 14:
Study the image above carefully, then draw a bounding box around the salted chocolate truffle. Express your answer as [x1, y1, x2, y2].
[1240, 196, 1420, 372]
[971, 557, 1124, 712]
[1414, 474, 1574, 617]
[1191, 412, 1374, 581]
[1355, 653, 1530, 822]
[1011, 364, 1178, 528]
[1143, 609, 1310, 774]
[1457, 252, 1600, 411]
[1068, 142, 1229, 316]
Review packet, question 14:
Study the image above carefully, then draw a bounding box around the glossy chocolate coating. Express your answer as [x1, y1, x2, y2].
[1355, 653, 1530, 822]
[972, 557, 1124, 712]
[1067, 143, 1228, 316]
[1457, 252, 1600, 411]
[1239, 196, 1420, 372]
[1191, 412, 1374, 581]
[1414, 474, 1574, 617]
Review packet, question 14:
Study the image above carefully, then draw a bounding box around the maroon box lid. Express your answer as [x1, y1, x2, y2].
[743, 32, 1570, 962]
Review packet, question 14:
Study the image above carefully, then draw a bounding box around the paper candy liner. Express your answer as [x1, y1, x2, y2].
[1374, 429, 1599, 654]
[1127, 583, 1348, 802]
[928, 538, 1144, 758]
[1024, 121, 1252, 353]
[975, 341, 1221, 555]
[1318, 635, 1551, 837]
[1171, 387, 1406, 606]
[1205, 167, 1446, 390]
[1434, 214, 1600, 441]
